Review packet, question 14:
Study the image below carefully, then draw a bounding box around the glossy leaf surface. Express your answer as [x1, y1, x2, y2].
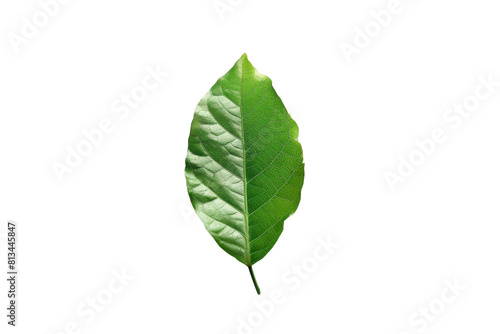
[185, 54, 304, 293]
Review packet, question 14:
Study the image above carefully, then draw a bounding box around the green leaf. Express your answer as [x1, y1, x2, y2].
[185, 54, 304, 294]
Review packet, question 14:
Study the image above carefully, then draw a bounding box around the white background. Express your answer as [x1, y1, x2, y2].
[1, 0, 500, 333]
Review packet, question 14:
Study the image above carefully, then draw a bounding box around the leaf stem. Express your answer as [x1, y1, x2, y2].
[248, 265, 261, 295]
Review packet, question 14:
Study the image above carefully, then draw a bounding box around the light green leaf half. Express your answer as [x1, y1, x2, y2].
[185, 54, 304, 294]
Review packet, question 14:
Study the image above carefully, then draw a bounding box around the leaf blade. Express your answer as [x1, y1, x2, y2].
[185, 54, 304, 292]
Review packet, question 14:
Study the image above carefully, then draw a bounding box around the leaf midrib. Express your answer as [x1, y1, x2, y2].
[239, 59, 251, 266]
